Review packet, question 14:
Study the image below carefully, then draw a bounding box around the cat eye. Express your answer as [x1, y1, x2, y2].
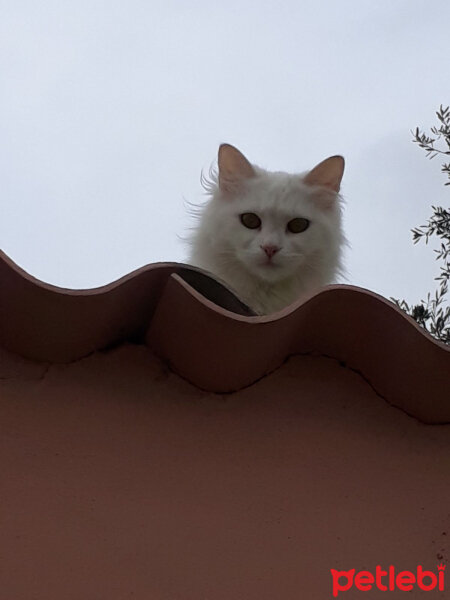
[240, 213, 261, 229]
[287, 217, 310, 234]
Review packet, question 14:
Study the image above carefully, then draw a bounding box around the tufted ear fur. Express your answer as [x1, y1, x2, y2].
[303, 155, 345, 193]
[218, 143, 256, 193]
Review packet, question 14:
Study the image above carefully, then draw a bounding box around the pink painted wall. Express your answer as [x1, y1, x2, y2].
[1, 251, 449, 598]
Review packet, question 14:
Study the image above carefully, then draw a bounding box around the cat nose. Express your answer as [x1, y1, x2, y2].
[261, 245, 280, 258]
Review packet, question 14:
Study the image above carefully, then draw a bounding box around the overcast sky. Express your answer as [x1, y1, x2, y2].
[1, 0, 449, 306]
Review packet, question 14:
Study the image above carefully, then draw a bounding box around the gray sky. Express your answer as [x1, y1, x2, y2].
[1, 0, 449, 305]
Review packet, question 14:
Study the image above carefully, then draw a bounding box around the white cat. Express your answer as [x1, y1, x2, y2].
[189, 144, 345, 315]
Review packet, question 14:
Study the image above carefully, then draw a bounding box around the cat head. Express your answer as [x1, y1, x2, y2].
[195, 144, 345, 284]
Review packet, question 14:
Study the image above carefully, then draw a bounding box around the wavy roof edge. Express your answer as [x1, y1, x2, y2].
[1, 250, 449, 423]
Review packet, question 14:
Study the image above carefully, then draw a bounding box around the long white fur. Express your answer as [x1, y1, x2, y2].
[188, 148, 345, 315]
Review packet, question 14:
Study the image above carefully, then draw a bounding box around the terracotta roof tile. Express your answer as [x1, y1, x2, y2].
[1, 250, 449, 423]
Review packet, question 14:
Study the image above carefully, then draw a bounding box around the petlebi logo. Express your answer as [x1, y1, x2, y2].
[330, 564, 445, 597]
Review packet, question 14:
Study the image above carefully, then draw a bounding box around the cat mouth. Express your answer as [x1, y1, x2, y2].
[261, 259, 280, 268]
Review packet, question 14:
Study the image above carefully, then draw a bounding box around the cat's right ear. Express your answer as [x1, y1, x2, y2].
[303, 155, 345, 193]
[218, 144, 255, 194]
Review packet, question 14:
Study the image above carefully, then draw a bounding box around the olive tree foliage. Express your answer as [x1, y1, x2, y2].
[392, 105, 450, 344]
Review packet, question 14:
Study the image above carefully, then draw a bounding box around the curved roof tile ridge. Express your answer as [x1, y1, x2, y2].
[1, 250, 449, 423]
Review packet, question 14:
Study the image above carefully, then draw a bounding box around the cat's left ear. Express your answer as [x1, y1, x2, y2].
[218, 144, 256, 194]
[304, 155, 345, 193]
